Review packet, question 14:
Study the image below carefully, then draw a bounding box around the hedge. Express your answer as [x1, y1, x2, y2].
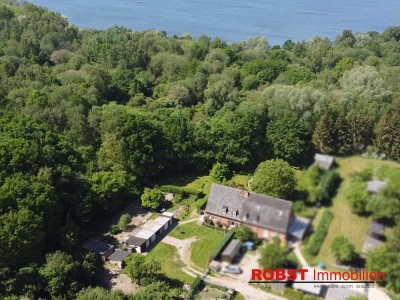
[159, 185, 203, 197]
[306, 210, 333, 256]
[187, 276, 203, 300]
[209, 230, 235, 261]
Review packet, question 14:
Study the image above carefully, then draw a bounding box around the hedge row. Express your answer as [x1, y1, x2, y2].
[306, 210, 333, 256]
[159, 185, 203, 197]
[209, 230, 235, 261]
[187, 276, 203, 300]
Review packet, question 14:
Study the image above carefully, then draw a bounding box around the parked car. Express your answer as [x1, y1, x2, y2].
[222, 265, 242, 274]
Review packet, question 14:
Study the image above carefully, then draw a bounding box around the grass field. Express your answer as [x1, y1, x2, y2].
[144, 242, 195, 285]
[303, 156, 400, 268]
[169, 222, 226, 269]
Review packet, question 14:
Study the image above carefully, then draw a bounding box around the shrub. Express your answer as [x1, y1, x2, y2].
[306, 210, 333, 256]
[110, 225, 121, 235]
[347, 178, 369, 214]
[159, 185, 203, 197]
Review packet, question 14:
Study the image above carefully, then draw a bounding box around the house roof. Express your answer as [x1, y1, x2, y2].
[126, 235, 147, 247]
[369, 221, 384, 236]
[205, 184, 293, 233]
[314, 153, 335, 170]
[221, 239, 242, 258]
[128, 215, 172, 242]
[82, 239, 114, 256]
[108, 249, 130, 262]
[367, 180, 387, 193]
[288, 216, 311, 239]
[241, 192, 293, 233]
[205, 184, 246, 222]
[362, 235, 383, 254]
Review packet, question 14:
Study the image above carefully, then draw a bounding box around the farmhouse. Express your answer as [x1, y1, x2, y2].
[205, 184, 308, 241]
[314, 153, 335, 170]
[125, 212, 174, 253]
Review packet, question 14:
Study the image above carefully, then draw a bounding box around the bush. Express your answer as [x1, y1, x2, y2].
[117, 213, 131, 231]
[348, 178, 369, 214]
[110, 225, 121, 235]
[210, 162, 230, 183]
[306, 210, 333, 256]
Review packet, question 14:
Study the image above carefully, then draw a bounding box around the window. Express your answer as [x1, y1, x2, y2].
[233, 210, 238, 217]
[222, 207, 228, 214]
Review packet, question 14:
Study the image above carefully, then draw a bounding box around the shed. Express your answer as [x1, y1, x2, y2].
[126, 236, 147, 253]
[314, 154, 335, 170]
[82, 239, 114, 260]
[209, 260, 221, 272]
[108, 249, 131, 269]
[367, 180, 387, 194]
[362, 235, 383, 257]
[221, 239, 242, 263]
[368, 221, 384, 238]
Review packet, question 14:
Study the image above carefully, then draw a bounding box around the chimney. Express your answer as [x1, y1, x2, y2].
[240, 191, 249, 198]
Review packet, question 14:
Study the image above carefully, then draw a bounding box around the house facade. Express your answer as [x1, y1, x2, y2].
[205, 184, 302, 241]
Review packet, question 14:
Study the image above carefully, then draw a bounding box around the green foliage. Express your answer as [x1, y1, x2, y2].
[234, 226, 258, 244]
[117, 213, 131, 231]
[251, 159, 297, 199]
[210, 162, 230, 183]
[330, 235, 356, 263]
[376, 109, 400, 162]
[259, 237, 288, 270]
[141, 187, 164, 210]
[366, 187, 400, 222]
[347, 178, 369, 214]
[306, 210, 333, 256]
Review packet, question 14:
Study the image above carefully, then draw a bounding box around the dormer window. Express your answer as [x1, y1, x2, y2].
[256, 215, 260, 222]
[233, 210, 238, 217]
[222, 207, 228, 214]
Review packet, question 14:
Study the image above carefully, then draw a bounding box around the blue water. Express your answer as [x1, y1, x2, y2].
[29, 0, 400, 44]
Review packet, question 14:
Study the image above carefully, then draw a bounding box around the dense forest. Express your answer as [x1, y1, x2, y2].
[0, 1, 400, 299]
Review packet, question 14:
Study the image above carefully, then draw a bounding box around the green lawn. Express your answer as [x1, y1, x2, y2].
[145, 242, 195, 285]
[303, 156, 400, 268]
[169, 222, 226, 269]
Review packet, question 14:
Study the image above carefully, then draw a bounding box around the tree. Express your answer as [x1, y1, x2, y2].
[141, 188, 164, 210]
[210, 162, 230, 183]
[376, 109, 400, 161]
[235, 226, 258, 243]
[259, 237, 288, 270]
[366, 188, 400, 222]
[251, 159, 297, 199]
[347, 178, 369, 214]
[366, 245, 400, 293]
[125, 254, 163, 286]
[117, 213, 131, 231]
[330, 235, 355, 263]
[267, 114, 309, 163]
[39, 251, 81, 298]
[312, 114, 336, 154]
[76, 287, 124, 300]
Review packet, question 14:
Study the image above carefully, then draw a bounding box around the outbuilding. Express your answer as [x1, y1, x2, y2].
[221, 239, 242, 263]
[314, 153, 335, 170]
[367, 180, 387, 194]
[82, 238, 114, 261]
[107, 249, 131, 269]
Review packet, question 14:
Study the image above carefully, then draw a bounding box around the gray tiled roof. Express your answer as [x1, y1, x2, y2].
[325, 286, 365, 300]
[242, 192, 293, 233]
[108, 249, 130, 262]
[205, 184, 293, 233]
[205, 184, 246, 221]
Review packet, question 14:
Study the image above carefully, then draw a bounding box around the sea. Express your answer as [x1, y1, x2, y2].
[29, 0, 400, 45]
